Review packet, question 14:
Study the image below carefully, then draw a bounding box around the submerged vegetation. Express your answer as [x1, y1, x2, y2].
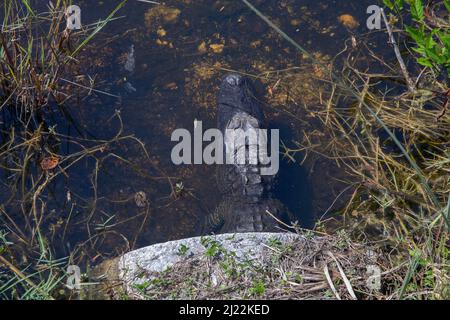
[0, 0, 135, 299]
[126, 0, 449, 300]
[248, 0, 449, 298]
[390, 0, 449, 76]
[327, 0, 449, 299]
[0, 0, 449, 300]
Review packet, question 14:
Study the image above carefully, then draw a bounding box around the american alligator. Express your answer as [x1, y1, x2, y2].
[203, 74, 291, 234]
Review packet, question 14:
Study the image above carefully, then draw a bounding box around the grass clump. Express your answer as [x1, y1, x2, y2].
[241, 0, 449, 299]
[0, 0, 131, 300]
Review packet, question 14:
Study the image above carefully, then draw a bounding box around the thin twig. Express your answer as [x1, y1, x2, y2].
[327, 251, 357, 300]
[136, 0, 160, 4]
[59, 78, 121, 98]
[380, 8, 415, 93]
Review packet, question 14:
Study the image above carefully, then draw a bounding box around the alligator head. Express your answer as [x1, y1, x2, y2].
[217, 74, 265, 134]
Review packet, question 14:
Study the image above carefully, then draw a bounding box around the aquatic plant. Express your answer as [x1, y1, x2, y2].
[243, 0, 449, 299]
[385, 0, 450, 76]
[0, 0, 133, 299]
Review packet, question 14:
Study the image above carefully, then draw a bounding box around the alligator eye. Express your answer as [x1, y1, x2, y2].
[224, 74, 241, 86]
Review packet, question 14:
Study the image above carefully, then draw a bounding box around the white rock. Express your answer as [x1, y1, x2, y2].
[118, 232, 303, 296]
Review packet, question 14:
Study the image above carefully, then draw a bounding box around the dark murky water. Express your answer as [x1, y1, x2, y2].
[1, 0, 381, 262]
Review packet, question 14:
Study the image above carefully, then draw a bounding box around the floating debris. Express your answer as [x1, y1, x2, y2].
[40, 156, 59, 171]
[184, 61, 228, 111]
[250, 40, 261, 48]
[290, 19, 301, 27]
[338, 14, 359, 29]
[197, 41, 207, 54]
[156, 38, 173, 48]
[209, 43, 224, 54]
[175, 182, 184, 196]
[124, 81, 137, 93]
[124, 44, 135, 73]
[164, 82, 178, 90]
[134, 191, 148, 208]
[144, 5, 181, 29]
[351, 36, 357, 48]
[157, 27, 167, 37]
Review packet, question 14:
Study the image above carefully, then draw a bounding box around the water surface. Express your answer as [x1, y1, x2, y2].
[1, 0, 380, 262]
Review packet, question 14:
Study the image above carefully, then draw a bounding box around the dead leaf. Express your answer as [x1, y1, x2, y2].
[134, 191, 148, 208]
[40, 156, 59, 170]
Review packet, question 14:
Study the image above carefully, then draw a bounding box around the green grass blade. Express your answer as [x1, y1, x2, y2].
[69, 0, 128, 58]
[398, 255, 420, 299]
[20, 0, 35, 17]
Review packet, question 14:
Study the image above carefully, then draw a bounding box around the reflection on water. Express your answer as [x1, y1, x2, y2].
[1, 0, 377, 262]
